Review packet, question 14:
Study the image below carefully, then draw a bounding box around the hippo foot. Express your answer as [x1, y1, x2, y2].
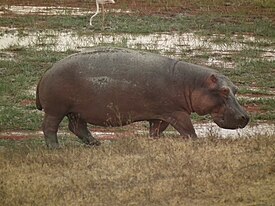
[90, 139, 101, 146]
[44, 133, 61, 149]
[148, 136, 161, 139]
[148, 133, 166, 140]
[79, 133, 101, 146]
[179, 133, 198, 140]
[83, 138, 101, 147]
[46, 142, 61, 149]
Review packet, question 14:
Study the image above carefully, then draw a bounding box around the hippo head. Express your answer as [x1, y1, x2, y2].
[191, 73, 249, 129]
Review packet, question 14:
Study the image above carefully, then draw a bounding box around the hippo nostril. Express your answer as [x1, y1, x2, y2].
[241, 115, 246, 120]
[240, 114, 250, 124]
[236, 114, 248, 122]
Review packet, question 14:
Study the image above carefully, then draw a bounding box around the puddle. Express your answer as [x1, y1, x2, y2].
[237, 87, 275, 101]
[238, 95, 275, 101]
[0, 5, 131, 16]
[1, 28, 274, 69]
[137, 123, 275, 138]
[193, 123, 274, 138]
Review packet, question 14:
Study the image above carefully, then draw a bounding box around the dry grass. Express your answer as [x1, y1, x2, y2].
[1, 135, 275, 206]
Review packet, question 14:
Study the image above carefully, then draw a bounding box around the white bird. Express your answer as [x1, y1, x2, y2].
[90, 0, 115, 28]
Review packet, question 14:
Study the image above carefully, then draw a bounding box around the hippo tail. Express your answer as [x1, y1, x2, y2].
[36, 78, 43, 110]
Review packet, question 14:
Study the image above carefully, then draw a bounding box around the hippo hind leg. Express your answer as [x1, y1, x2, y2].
[149, 120, 169, 138]
[67, 113, 101, 146]
[42, 113, 64, 149]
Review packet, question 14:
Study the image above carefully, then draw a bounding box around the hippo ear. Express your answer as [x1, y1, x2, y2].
[207, 74, 218, 89]
[210, 74, 218, 83]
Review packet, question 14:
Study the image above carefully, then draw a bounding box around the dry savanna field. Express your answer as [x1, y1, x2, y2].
[1, 135, 275, 205]
[0, 0, 275, 205]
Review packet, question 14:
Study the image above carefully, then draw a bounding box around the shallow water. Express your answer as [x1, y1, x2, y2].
[138, 123, 275, 139]
[0, 5, 131, 16]
[1, 27, 274, 69]
[1, 5, 274, 67]
[0, 28, 241, 52]
[192, 122, 274, 138]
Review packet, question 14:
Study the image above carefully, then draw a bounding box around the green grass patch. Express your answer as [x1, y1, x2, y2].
[0, 106, 42, 130]
[239, 98, 275, 122]
[222, 60, 275, 88]
[1, 13, 274, 37]
[243, 98, 275, 111]
[238, 88, 273, 95]
[0, 49, 73, 130]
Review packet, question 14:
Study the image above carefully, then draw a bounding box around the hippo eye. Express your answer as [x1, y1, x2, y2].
[221, 87, 230, 97]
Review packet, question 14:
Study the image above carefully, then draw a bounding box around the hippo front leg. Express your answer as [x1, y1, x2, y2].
[165, 112, 197, 139]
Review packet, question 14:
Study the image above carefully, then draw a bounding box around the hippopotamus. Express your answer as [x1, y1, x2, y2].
[36, 47, 249, 148]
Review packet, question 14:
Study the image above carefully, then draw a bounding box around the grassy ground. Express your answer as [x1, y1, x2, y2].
[0, 7, 274, 36]
[1, 135, 275, 205]
[0, 1, 275, 205]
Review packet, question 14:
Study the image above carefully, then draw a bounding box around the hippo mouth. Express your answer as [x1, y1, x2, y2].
[211, 112, 249, 129]
[211, 112, 226, 128]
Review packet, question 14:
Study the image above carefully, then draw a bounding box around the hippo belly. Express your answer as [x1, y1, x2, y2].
[49, 70, 173, 127]
[36, 47, 249, 148]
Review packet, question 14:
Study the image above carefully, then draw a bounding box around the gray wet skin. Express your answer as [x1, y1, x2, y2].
[36, 47, 249, 148]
